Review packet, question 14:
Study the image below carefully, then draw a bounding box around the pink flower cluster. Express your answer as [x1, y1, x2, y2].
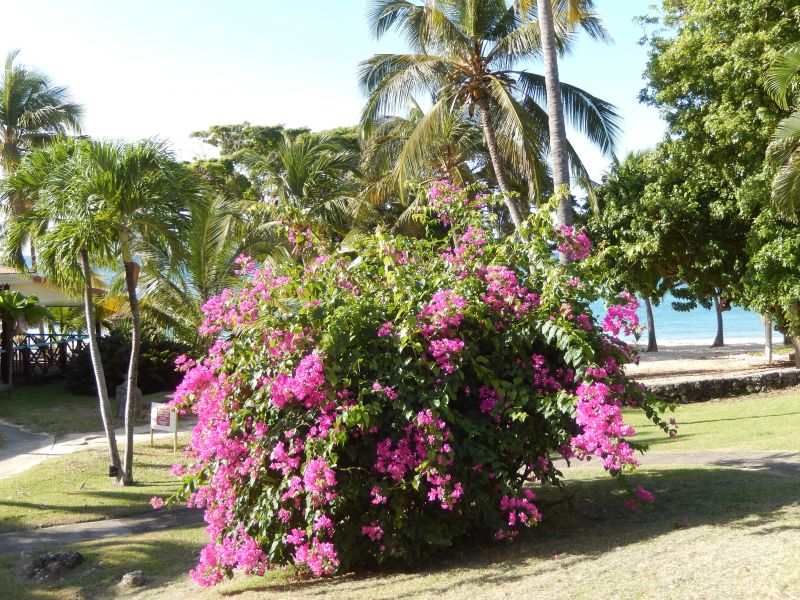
[495, 489, 543, 540]
[419, 290, 468, 374]
[557, 225, 592, 261]
[375, 410, 462, 510]
[269, 353, 327, 409]
[480, 266, 540, 324]
[570, 381, 638, 470]
[603, 292, 642, 338]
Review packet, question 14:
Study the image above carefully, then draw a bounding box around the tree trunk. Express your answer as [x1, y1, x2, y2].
[791, 304, 800, 369]
[536, 0, 573, 230]
[711, 295, 724, 348]
[764, 316, 773, 364]
[80, 249, 121, 476]
[478, 99, 525, 231]
[121, 260, 142, 486]
[793, 338, 800, 369]
[2, 319, 12, 390]
[644, 297, 658, 352]
[30, 240, 38, 273]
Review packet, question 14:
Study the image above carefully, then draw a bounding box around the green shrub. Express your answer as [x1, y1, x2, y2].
[65, 331, 189, 395]
[166, 184, 671, 585]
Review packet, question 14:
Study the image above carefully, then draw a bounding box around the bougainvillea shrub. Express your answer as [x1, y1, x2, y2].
[163, 183, 672, 585]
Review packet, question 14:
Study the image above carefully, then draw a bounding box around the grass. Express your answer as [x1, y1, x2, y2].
[1, 389, 799, 598]
[0, 436, 187, 533]
[0, 466, 797, 599]
[0, 381, 169, 438]
[625, 387, 800, 452]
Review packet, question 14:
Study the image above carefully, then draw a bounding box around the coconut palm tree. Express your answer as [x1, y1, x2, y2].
[765, 44, 800, 217]
[1, 50, 83, 267]
[358, 100, 489, 230]
[72, 139, 202, 485]
[360, 0, 618, 231]
[531, 0, 583, 227]
[4, 139, 122, 476]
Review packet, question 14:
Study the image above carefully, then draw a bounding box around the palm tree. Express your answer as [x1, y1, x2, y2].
[4, 139, 122, 476]
[359, 100, 488, 229]
[1, 50, 83, 268]
[136, 194, 286, 349]
[0, 290, 50, 390]
[360, 0, 618, 231]
[73, 139, 201, 485]
[765, 44, 800, 217]
[531, 0, 582, 227]
[245, 133, 361, 240]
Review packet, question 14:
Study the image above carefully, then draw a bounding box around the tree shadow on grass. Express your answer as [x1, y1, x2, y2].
[1, 467, 798, 599]
[0, 489, 178, 536]
[216, 466, 800, 598]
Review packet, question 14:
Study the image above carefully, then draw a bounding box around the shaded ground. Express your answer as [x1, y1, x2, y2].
[0, 465, 797, 600]
[0, 420, 54, 480]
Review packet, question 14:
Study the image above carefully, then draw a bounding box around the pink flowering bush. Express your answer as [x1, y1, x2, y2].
[165, 182, 671, 585]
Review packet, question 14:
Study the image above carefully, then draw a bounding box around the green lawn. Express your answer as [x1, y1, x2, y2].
[0, 466, 797, 600]
[0, 437, 187, 533]
[1, 390, 799, 599]
[625, 387, 800, 452]
[0, 381, 168, 438]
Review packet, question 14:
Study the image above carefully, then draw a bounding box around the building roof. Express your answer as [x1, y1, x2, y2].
[0, 266, 83, 307]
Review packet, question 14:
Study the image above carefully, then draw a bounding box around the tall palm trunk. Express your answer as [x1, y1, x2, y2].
[121, 258, 142, 486]
[478, 100, 525, 230]
[711, 295, 725, 348]
[536, 0, 573, 229]
[80, 249, 121, 475]
[643, 296, 658, 352]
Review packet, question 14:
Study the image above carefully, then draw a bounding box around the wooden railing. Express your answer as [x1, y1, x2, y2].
[0, 333, 89, 383]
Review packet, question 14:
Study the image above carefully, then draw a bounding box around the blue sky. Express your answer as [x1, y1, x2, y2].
[3, 0, 664, 179]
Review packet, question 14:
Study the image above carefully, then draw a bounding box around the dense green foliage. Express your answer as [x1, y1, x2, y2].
[65, 331, 189, 396]
[631, 0, 800, 344]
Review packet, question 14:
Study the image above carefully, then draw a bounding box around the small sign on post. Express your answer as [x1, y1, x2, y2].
[150, 402, 179, 452]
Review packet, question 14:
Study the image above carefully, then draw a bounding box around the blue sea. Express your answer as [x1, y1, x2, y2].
[591, 293, 766, 345]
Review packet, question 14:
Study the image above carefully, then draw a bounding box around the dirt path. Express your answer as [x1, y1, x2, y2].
[0, 419, 55, 479]
[0, 507, 203, 555]
[0, 418, 196, 480]
[565, 450, 800, 476]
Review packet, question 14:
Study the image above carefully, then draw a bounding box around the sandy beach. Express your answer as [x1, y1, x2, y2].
[625, 339, 795, 383]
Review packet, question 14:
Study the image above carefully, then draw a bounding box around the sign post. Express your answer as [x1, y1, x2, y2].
[150, 402, 179, 453]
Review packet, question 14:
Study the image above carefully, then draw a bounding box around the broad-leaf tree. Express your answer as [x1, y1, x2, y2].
[589, 151, 675, 352]
[640, 0, 799, 347]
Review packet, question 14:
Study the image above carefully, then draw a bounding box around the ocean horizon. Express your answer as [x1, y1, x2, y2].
[592, 293, 769, 346]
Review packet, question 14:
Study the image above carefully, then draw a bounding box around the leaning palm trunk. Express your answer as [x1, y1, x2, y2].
[536, 0, 573, 230]
[121, 259, 142, 486]
[478, 100, 525, 230]
[80, 249, 121, 475]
